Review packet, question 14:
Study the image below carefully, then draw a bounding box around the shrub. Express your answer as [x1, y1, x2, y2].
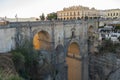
[0, 68, 23, 80]
[7, 75, 23, 80]
[12, 52, 27, 79]
[98, 39, 120, 54]
[11, 40, 39, 79]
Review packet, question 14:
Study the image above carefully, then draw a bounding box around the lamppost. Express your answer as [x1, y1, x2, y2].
[15, 14, 18, 22]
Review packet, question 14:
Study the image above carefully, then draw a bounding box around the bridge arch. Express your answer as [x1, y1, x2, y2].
[33, 30, 51, 50]
[66, 41, 82, 80]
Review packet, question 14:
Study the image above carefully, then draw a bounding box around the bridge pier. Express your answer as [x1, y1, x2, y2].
[82, 55, 89, 80]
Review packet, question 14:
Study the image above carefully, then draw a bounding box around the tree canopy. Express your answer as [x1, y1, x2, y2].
[46, 12, 57, 20]
[40, 13, 45, 21]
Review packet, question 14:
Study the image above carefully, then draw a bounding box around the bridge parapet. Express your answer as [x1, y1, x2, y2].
[0, 19, 119, 28]
[0, 20, 98, 28]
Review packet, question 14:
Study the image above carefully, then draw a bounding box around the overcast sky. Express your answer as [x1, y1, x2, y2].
[0, 0, 120, 18]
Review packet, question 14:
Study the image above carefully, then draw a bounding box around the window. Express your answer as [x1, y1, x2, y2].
[67, 13, 69, 16]
[113, 13, 115, 16]
[70, 12, 72, 16]
[74, 12, 76, 16]
[64, 13, 66, 16]
[78, 12, 80, 15]
[116, 13, 118, 16]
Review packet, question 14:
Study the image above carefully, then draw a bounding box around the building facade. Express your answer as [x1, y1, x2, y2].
[104, 9, 120, 19]
[57, 5, 120, 20]
[57, 5, 99, 20]
[96, 9, 120, 19]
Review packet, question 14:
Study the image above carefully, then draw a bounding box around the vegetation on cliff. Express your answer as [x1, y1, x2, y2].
[89, 39, 120, 80]
[11, 40, 56, 80]
[97, 39, 120, 55]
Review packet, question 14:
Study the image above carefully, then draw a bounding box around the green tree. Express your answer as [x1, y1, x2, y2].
[40, 13, 45, 21]
[47, 12, 57, 20]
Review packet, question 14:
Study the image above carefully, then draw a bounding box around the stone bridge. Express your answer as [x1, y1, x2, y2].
[0, 20, 99, 80]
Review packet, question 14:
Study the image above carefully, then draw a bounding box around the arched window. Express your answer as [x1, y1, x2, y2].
[116, 13, 118, 16]
[111, 13, 112, 16]
[113, 13, 115, 16]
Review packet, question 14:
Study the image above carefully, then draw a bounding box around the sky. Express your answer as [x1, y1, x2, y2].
[0, 0, 120, 18]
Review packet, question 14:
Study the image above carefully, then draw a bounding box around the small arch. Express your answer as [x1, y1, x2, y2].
[111, 13, 112, 16]
[68, 42, 80, 56]
[33, 30, 51, 50]
[88, 25, 94, 33]
[88, 25, 94, 39]
[77, 17, 81, 20]
[116, 13, 118, 16]
[67, 17, 69, 20]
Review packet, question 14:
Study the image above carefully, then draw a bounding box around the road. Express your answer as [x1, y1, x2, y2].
[66, 57, 81, 80]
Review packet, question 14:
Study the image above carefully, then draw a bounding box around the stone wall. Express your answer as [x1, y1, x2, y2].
[0, 28, 16, 53]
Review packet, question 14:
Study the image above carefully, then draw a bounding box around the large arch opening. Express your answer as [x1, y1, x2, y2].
[55, 45, 65, 64]
[33, 30, 51, 50]
[66, 42, 81, 80]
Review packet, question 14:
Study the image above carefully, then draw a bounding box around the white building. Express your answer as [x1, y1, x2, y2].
[98, 26, 120, 42]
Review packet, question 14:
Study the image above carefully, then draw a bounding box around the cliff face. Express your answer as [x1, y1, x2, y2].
[89, 53, 118, 80]
[0, 53, 16, 77]
[89, 40, 120, 80]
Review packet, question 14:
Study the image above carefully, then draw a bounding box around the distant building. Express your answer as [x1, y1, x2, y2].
[0, 18, 9, 26]
[0, 17, 39, 25]
[98, 25, 120, 42]
[57, 5, 120, 20]
[99, 10, 106, 19]
[100, 9, 120, 19]
[2, 17, 38, 22]
[105, 9, 120, 19]
[57, 5, 100, 20]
